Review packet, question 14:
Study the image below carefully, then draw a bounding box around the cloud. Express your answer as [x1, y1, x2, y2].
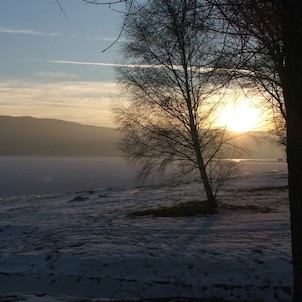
[0, 27, 62, 37]
[69, 33, 79, 38]
[50, 60, 127, 68]
[0, 80, 122, 127]
[33, 71, 78, 79]
[0, 27, 114, 40]
[67, 32, 121, 42]
[50, 60, 161, 69]
[49, 59, 209, 71]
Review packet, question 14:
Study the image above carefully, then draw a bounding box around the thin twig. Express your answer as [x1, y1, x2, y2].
[53, 0, 67, 18]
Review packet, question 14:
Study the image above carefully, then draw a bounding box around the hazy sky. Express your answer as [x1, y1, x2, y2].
[0, 0, 124, 127]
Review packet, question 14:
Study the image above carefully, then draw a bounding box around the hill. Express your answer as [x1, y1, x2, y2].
[0, 115, 285, 159]
[0, 116, 122, 156]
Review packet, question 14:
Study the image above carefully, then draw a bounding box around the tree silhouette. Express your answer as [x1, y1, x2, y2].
[211, 1, 302, 300]
[114, 0, 239, 208]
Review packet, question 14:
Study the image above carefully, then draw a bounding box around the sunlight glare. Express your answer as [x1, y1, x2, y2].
[218, 103, 261, 132]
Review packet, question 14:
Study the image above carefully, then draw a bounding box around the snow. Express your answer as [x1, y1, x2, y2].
[0, 160, 292, 301]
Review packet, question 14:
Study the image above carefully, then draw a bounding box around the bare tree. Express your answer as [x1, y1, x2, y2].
[114, 0, 240, 209]
[209, 1, 302, 300]
[211, 0, 286, 139]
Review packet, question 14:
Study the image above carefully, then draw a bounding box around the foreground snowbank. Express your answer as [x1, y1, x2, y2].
[0, 163, 292, 301]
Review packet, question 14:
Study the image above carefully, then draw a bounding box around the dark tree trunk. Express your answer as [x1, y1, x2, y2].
[190, 121, 217, 207]
[286, 107, 302, 302]
[285, 80, 302, 302]
[195, 146, 217, 207]
[184, 95, 217, 206]
[282, 1, 302, 301]
[186, 97, 217, 207]
[181, 41, 217, 208]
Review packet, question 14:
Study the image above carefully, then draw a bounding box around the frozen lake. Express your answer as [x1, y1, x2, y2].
[0, 157, 138, 197]
[0, 156, 287, 198]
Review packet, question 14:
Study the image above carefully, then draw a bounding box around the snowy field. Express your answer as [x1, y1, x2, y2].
[0, 159, 292, 302]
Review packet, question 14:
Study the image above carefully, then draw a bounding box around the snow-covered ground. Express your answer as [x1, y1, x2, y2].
[0, 160, 292, 301]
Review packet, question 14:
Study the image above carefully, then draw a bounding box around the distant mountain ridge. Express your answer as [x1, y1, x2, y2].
[0, 116, 122, 156]
[0, 115, 285, 159]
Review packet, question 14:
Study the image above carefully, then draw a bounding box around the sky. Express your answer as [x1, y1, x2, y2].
[0, 0, 125, 127]
[0, 0, 271, 132]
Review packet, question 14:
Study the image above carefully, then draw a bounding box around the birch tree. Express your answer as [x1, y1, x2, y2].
[115, 0, 237, 208]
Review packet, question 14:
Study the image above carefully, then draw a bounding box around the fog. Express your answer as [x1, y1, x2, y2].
[0, 156, 287, 197]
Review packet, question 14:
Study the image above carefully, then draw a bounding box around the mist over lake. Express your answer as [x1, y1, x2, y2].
[0, 156, 287, 198]
[0, 157, 138, 197]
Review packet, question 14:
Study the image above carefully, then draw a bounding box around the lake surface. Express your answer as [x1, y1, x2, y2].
[0, 157, 138, 197]
[0, 156, 287, 197]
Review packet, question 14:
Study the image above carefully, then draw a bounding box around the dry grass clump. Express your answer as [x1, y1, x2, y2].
[129, 200, 217, 218]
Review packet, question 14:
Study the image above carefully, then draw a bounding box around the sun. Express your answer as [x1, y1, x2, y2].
[217, 103, 262, 132]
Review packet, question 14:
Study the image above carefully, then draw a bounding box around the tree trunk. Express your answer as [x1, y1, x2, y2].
[287, 110, 302, 302]
[195, 147, 217, 207]
[190, 120, 217, 207]
[185, 94, 217, 207]
[184, 92, 216, 206]
[282, 1, 302, 301]
[181, 54, 217, 208]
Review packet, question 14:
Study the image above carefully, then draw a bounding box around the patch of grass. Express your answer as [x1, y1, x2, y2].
[156, 299, 262, 302]
[237, 185, 288, 193]
[93, 298, 266, 302]
[0, 295, 267, 302]
[129, 200, 217, 218]
[0, 296, 20, 302]
[220, 204, 272, 213]
[129, 198, 274, 217]
[71, 195, 89, 202]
